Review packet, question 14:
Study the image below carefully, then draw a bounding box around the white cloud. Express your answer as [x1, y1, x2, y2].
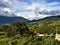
[47, 1, 59, 6]
[0, 0, 60, 20]
[25, 3, 40, 11]
[26, 15, 36, 20]
[0, 0, 9, 2]
[0, 0, 15, 17]
[3, 8, 12, 13]
[10, 0, 29, 12]
[15, 11, 51, 20]
[15, 13, 21, 17]
[3, 0, 9, 2]
[25, 1, 60, 11]
[14, 1, 60, 20]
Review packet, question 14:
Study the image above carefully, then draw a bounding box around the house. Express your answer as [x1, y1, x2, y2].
[55, 34, 60, 41]
[36, 33, 45, 37]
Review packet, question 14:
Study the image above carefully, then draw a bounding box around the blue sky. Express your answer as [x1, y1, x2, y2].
[0, 0, 60, 20]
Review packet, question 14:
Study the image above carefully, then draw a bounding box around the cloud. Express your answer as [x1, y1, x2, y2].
[0, 0, 15, 17]
[24, 1, 60, 14]
[4, 8, 12, 13]
[15, 0, 60, 20]
[25, 1, 60, 11]
[25, 3, 40, 11]
[0, 0, 60, 20]
[10, 0, 29, 12]
[47, 1, 60, 6]
[1, 0, 9, 2]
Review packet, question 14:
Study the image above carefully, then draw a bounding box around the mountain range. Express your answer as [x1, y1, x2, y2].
[31, 15, 60, 22]
[0, 15, 60, 24]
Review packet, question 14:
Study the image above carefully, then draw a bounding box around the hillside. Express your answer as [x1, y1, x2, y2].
[30, 15, 60, 22]
[0, 16, 29, 24]
[0, 18, 60, 45]
[28, 19, 60, 34]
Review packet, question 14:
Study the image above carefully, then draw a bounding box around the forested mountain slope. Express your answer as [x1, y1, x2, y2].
[0, 17, 60, 45]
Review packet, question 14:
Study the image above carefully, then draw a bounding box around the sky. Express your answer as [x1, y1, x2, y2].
[0, 0, 60, 20]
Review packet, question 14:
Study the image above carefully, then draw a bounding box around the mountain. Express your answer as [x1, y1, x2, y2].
[28, 16, 60, 34]
[0, 15, 60, 24]
[0, 15, 60, 45]
[30, 15, 60, 22]
[0, 16, 29, 24]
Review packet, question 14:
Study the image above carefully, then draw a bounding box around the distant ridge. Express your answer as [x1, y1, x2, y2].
[30, 15, 60, 22]
[0, 16, 29, 24]
[0, 15, 60, 24]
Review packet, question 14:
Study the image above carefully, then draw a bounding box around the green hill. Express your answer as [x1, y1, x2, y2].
[28, 19, 60, 34]
[0, 19, 60, 45]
